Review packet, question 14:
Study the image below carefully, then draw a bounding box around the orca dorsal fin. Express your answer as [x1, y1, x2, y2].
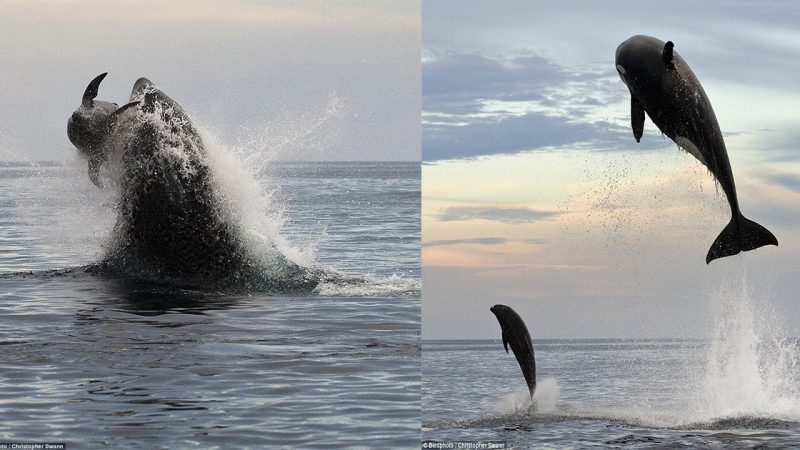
[82, 72, 108, 107]
[662, 41, 675, 69]
[502, 329, 510, 354]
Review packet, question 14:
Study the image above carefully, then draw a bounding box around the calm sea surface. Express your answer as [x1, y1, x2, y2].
[423, 339, 800, 448]
[0, 160, 420, 448]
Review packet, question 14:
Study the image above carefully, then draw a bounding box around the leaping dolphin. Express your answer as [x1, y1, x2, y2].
[490, 304, 536, 398]
[615, 35, 778, 263]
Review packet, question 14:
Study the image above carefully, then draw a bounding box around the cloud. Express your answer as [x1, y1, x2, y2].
[423, 53, 565, 109]
[435, 205, 560, 224]
[424, 111, 637, 160]
[763, 172, 800, 193]
[422, 237, 547, 248]
[423, 237, 508, 247]
[422, 51, 666, 160]
[422, 5, 800, 163]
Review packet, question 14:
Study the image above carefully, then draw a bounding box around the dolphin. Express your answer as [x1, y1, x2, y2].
[67, 73, 139, 188]
[490, 304, 536, 398]
[615, 35, 778, 263]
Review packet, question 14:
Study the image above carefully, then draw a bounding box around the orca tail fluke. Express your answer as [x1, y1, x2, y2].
[706, 215, 778, 264]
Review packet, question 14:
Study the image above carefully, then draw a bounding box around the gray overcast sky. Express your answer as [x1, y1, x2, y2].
[0, 0, 420, 161]
[422, 0, 800, 339]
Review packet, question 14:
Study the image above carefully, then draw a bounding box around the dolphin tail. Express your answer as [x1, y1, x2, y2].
[706, 215, 778, 264]
[516, 346, 537, 399]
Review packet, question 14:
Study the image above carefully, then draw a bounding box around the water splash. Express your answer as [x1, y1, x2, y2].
[265, 95, 346, 159]
[534, 377, 561, 413]
[199, 128, 314, 269]
[193, 95, 347, 269]
[194, 101, 419, 296]
[2, 158, 117, 269]
[689, 268, 800, 422]
[210, 94, 347, 175]
[490, 388, 533, 415]
[490, 377, 560, 415]
[314, 273, 421, 297]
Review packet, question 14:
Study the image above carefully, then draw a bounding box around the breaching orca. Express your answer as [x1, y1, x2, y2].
[67, 74, 316, 291]
[615, 35, 778, 263]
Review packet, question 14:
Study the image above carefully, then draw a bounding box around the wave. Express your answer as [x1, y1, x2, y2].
[314, 271, 420, 297]
[424, 410, 800, 433]
[0, 265, 419, 298]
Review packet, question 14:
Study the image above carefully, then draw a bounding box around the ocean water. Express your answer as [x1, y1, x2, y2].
[0, 159, 420, 448]
[423, 290, 800, 449]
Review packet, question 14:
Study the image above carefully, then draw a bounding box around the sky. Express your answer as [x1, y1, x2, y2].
[0, 0, 420, 162]
[422, 1, 800, 339]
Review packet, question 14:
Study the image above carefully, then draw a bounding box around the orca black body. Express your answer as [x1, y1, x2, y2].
[67, 74, 315, 291]
[615, 35, 777, 263]
[490, 304, 536, 398]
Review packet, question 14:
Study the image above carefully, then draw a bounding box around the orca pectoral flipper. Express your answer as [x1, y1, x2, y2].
[631, 97, 645, 143]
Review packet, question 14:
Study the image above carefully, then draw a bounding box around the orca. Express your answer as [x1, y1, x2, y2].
[615, 35, 777, 263]
[67, 74, 315, 291]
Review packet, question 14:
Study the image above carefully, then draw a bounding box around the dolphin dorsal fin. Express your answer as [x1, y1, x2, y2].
[662, 41, 675, 69]
[502, 329, 510, 354]
[82, 72, 108, 107]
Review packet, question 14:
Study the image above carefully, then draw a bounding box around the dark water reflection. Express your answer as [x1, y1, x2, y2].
[0, 161, 420, 448]
[1, 276, 419, 448]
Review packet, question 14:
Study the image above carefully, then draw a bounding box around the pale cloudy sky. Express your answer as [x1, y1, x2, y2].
[0, 0, 420, 161]
[422, 1, 800, 339]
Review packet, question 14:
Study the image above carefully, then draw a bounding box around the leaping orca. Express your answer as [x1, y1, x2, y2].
[615, 35, 778, 263]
